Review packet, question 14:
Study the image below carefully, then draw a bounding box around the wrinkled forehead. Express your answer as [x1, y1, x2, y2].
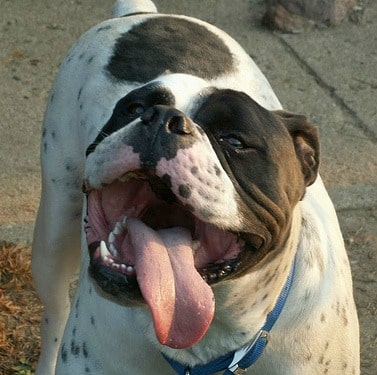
[132, 73, 213, 114]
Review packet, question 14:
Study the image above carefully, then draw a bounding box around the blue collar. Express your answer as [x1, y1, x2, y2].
[163, 255, 297, 375]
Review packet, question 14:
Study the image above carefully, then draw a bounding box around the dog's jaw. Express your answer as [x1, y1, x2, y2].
[84, 171, 245, 349]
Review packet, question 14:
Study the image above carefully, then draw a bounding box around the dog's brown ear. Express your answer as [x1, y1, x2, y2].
[275, 110, 320, 187]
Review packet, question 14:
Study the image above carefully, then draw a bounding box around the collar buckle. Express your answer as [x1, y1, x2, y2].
[228, 329, 269, 373]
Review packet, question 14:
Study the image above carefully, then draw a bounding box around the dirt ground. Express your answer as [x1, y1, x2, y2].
[0, 209, 376, 374]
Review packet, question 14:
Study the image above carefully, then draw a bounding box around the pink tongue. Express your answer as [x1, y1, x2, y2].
[126, 218, 215, 349]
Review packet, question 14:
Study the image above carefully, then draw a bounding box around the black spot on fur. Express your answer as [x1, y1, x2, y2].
[85, 367, 91, 373]
[90, 316, 95, 325]
[106, 17, 234, 82]
[71, 339, 80, 356]
[214, 164, 221, 176]
[88, 56, 94, 64]
[77, 87, 83, 101]
[45, 318, 48, 324]
[191, 166, 198, 175]
[178, 184, 191, 199]
[200, 207, 213, 219]
[83, 342, 89, 358]
[61, 343, 68, 362]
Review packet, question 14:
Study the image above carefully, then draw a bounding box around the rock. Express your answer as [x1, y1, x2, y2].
[263, 0, 357, 32]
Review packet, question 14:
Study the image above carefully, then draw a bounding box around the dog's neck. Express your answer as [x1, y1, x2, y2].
[158, 204, 302, 367]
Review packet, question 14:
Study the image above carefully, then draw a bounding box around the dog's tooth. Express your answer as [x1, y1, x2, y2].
[122, 216, 128, 226]
[126, 265, 134, 273]
[108, 258, 114, 264]
[120, 264, 126, 271]
[217, 270, 226, 278]
[113, 221, 123, 235]
[108, 231, 116, 244]
[100, 241, 111, 259]
[110, 244, 118, 257]
[223, 264, 232, 272]
[112, 263, 120, 270]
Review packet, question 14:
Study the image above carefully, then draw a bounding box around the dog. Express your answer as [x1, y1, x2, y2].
[32, 0, 360, 373]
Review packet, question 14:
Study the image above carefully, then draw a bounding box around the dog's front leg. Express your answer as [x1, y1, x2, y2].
[32, 141, 83, 375]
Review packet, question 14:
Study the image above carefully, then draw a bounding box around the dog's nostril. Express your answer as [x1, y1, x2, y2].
[167, 115, 192, 135]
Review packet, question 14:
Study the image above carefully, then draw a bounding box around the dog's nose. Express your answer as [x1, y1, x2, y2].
[141, 105, 194, 135]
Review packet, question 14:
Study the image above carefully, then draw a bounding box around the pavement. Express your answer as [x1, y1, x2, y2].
[0, 0, 376, 371]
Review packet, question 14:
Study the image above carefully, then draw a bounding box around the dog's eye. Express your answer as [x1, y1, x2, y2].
[127, 103, 145, 116]
[219, 135, 244, 149]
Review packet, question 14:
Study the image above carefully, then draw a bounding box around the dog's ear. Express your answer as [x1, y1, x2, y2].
[275, 110, 320, 187]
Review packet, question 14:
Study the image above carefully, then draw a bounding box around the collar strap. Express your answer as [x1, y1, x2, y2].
[163, 255, 297, 375]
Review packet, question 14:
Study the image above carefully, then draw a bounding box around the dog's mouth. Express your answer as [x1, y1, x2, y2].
[85, 171, 243, 349]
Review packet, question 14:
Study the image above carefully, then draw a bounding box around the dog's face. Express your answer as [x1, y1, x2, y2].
[83, 76, 319, 349]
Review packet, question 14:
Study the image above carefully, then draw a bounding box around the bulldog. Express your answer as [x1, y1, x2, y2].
[32, 0, 360, 373]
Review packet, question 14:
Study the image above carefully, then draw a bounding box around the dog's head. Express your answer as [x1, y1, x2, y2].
[84, 76, 319, 349]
